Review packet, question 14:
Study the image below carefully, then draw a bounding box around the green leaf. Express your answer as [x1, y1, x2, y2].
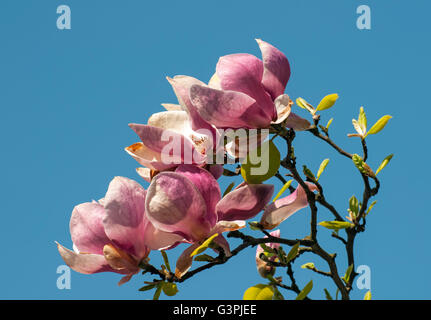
[316, 94, 339, 111]
[153, 282, 163, 300]
[139, 283, 157, 292]
[243, 284, 275, 300]
[286, 242, 300, 263]
[162, 282, 179, 297]
[303, 165, 316, 182]
[222, 182, 235, 197]
[301, 262, 315, 270]
[326, 118, 334, 129]
[194, 254, 215, 262]
[259, 243, 277, 254]
[324, 288, 333, 300]
[349, 195, 359, 217]
[364, 290, 372, 300]
[358, 107, 367, 133]
[161, 250, 171, 273]
[295, 280, 313, 300]
[365, 200, 377, 216]
[248, 221, 263, 231]
[273, 179, 293, 202]
[190, 233, 219, 257]
[342, 264, 354, 284]
[364, 115, 392, 137]
[296, 97, 315, 113]
[316, 159, 330, 181]
[241, 140, 281, 184]
[375, 154, 394, 175]
[319, 221, 354, 231]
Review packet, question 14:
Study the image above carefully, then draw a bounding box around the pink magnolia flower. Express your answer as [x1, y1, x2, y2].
[145, 164, 274, 277]
[188, 39, 310, 130]
[255, 229, 280, 278]
[260, 182, 318, 229]
[57, 176, 182, 285]
[125, 75, 223, 181]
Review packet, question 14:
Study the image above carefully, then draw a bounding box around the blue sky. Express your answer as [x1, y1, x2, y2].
[0, 0, 429, 299]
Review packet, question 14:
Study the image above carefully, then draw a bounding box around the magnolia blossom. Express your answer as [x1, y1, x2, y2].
[260, 182, 318, 229]
[188, 39, 310, 130]
[255, 229, 280, 278]
[57, 177, 182, 285]
[145, 164, 274, 277]
[125, 76, 223, 181]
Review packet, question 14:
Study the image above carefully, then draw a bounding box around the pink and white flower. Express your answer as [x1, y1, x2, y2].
[57, 177, 182, 285]
[145, 164, 274, 277]
[188, 39, 310, 130]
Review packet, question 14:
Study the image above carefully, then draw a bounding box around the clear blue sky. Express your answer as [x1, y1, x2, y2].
[0, 0, 429, 299]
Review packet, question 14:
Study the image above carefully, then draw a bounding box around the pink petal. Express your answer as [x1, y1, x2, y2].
[189, 84, 272, 129]
[207, 164, 224, 180]
[102, 177, 150, 259]
[175, 165, 221, 227]
[136, 167, 152, 182]
[175, 242, 200, 278]
[216, 184, 274, 221]
[256, 39, 291, 99]
[167, 76, 219, 141]
[216, 53, 276, 120]
[284, 112, 311, 131]
[145, 172, 212, 242]
[129, 124, 206, 166]
[272, 94, 293, 124]
[125, 142, 176, 171]
[57, 242, 114, 274]
[255, 229, 281, 258]
[70, 202, 110, 255]
[260, 182, 318, 229]
[143, 222, 184, 251]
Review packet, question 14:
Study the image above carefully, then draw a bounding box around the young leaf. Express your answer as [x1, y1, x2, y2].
[273, 179, 293, 202]
[316, 94, 339, 112]
[303, 165, 316, 182]
[365, 200, 377, 216]
[317, 159, 330, 181]
[139, 283, 157, 292]
[286, 242, 300, 262]
[248, 221, 263, 231]
[190, 233, 219, 257]
[222, 182, 235, 197]
[295, 280, 313, 300]
[342, 264, 354, 284]
[364, 290, 372, 300]
[301, 262, 315, 270]
[162, 282, 179, 297]
[349, 195, 359, 217]
[319, 221, 354, 231]
[324, 288, 333, 300]
[358, 107, 367, 133]
[153, 282, 163, 300]
[365, 115, 392, 137]
[296, 97, 315, 113]
[243, 284, 275, 300]
[326, 118, 334, 129]
[161, 250, 171, 273]
[375, 154, 394, 175]
[352, 119, 365, 136]
[241, 140, 281, 184]
[194, 254, 215, 262]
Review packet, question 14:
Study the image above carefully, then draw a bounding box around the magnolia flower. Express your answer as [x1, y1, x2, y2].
[145, 164, 274, 277]
[255, 229, 280, 278]
[57, 177, 182, 285]
[188, 39, 310, 130]
[260, 182, 318, 229]
[125, 76, 223, 181]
